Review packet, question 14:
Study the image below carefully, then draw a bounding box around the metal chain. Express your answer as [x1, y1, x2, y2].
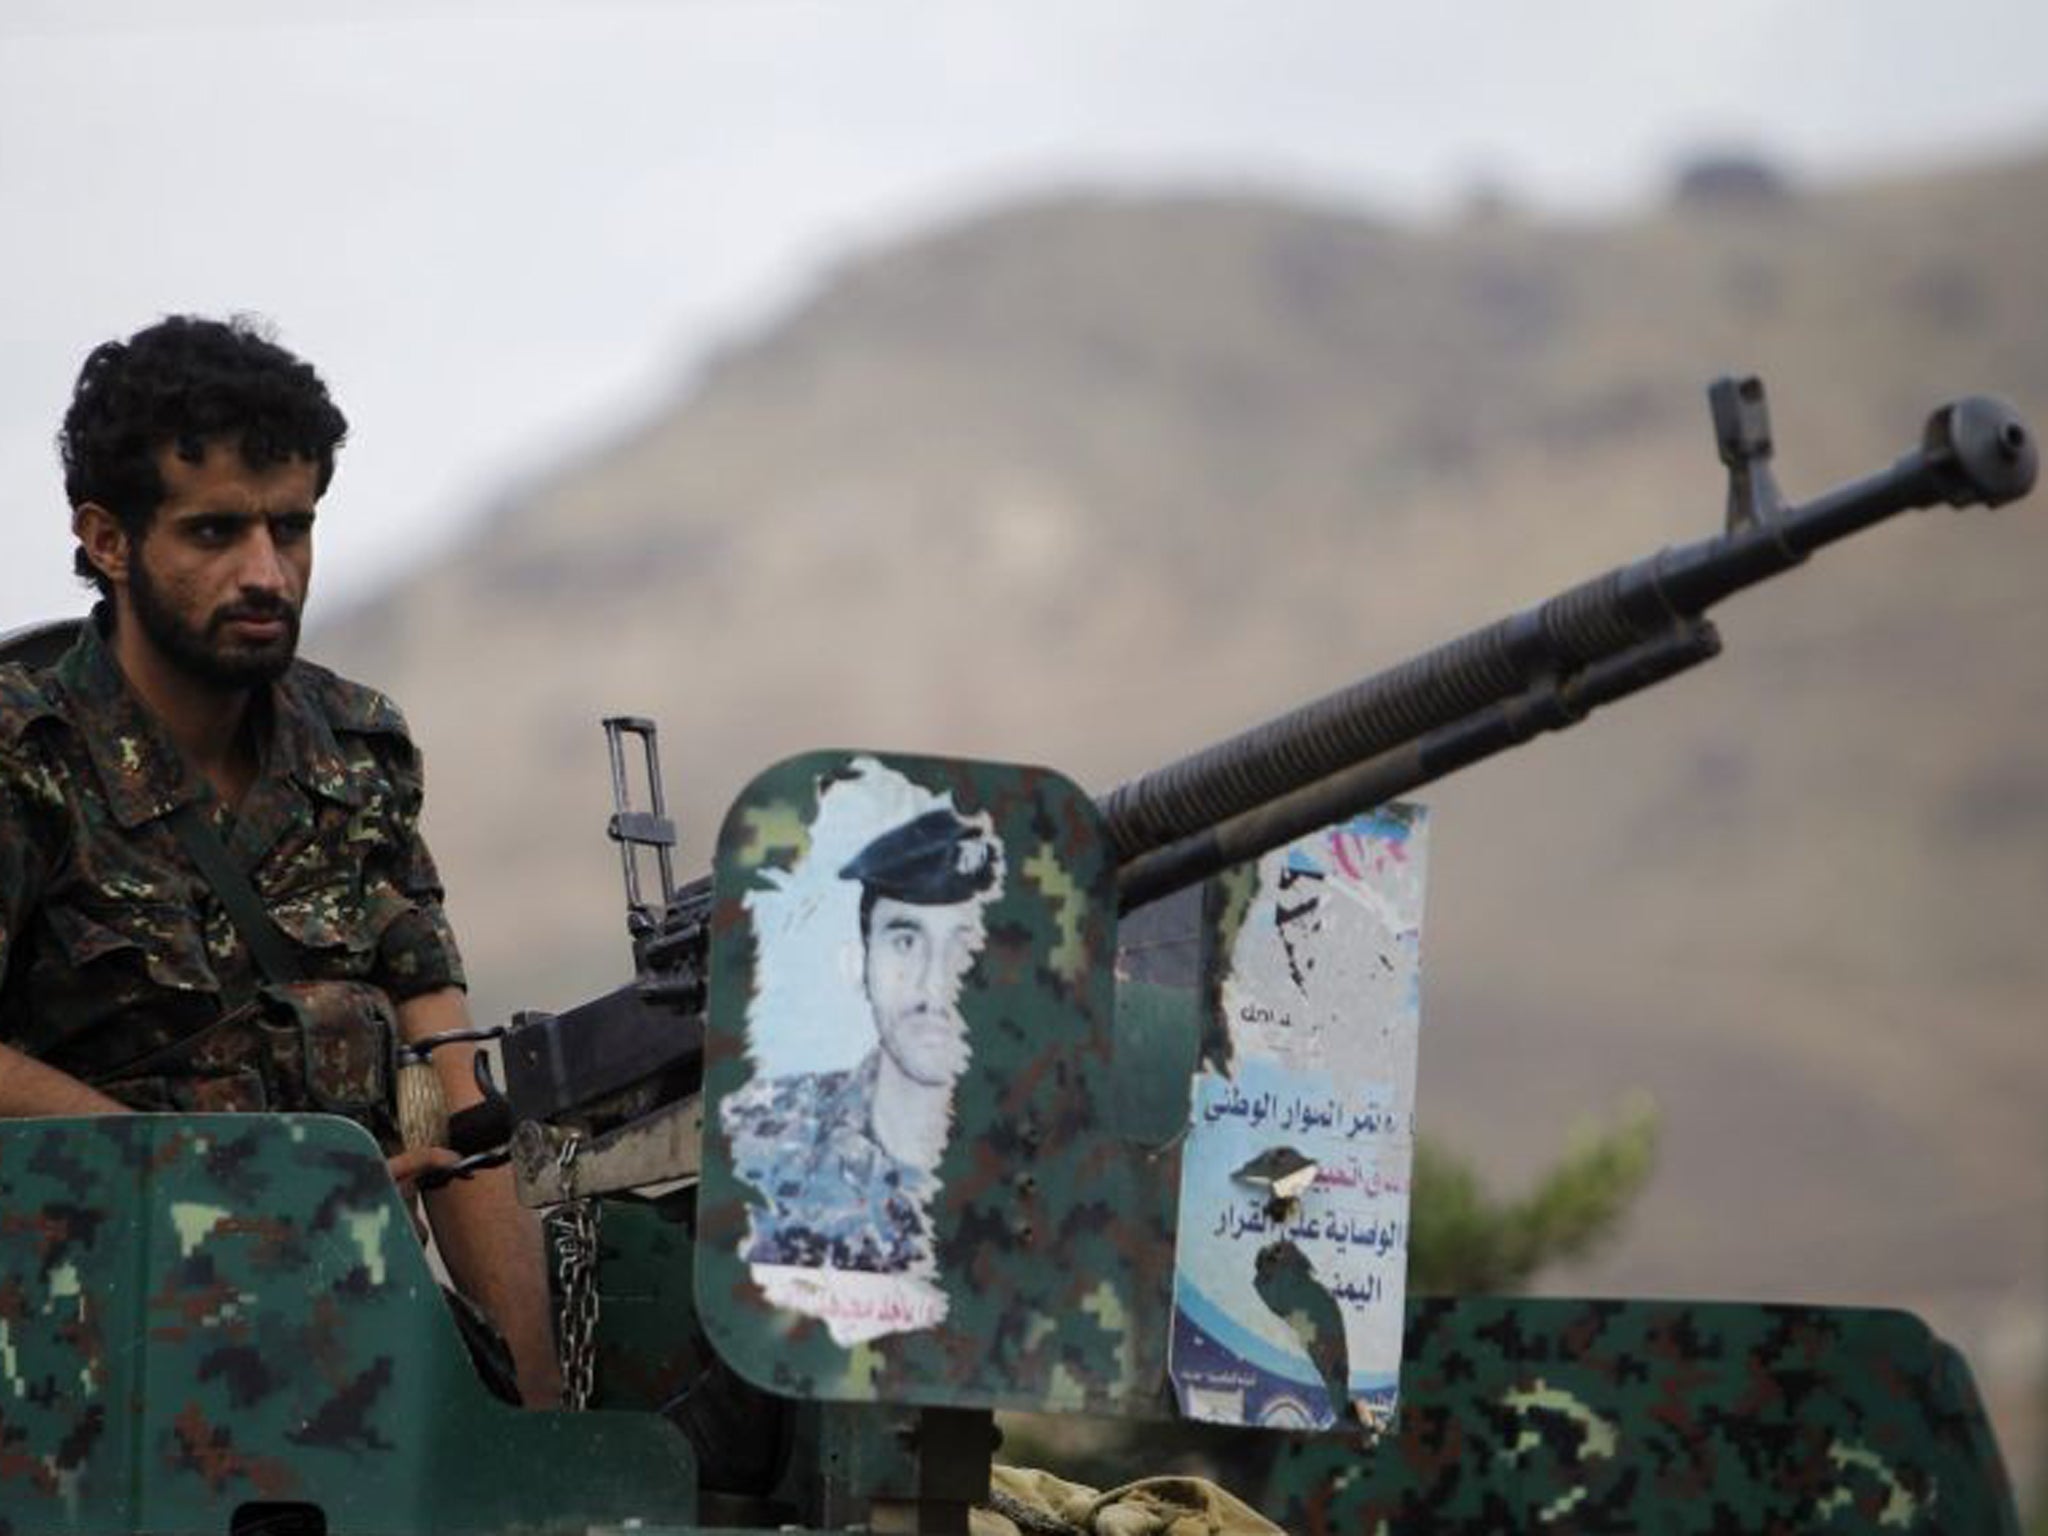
[552, 1131, 602, 1411]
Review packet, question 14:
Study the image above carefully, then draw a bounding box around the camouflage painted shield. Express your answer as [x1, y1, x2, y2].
[1260, 1296, 2020, 1534]
[698, 752, 1186, 1415]
[0, 1114, 696, 1535]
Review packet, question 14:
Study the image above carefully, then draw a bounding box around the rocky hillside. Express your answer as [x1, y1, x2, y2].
[318, 152, 2048, 1476]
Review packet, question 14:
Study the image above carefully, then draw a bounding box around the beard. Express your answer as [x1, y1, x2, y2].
[873, 1005, 972, 1088]
[128, 555, 300, 689]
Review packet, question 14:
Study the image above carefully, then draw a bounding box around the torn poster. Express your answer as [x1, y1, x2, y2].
[1168, 804, 1427, 1432]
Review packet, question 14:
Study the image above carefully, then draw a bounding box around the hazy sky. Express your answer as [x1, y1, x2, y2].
[5, 0, 2045, 626]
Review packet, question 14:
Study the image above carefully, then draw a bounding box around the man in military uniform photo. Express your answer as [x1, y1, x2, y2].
[725, 805, 1000, 1273]
[0, 314, 560, 1407]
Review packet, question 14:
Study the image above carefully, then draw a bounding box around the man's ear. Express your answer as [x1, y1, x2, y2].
[73, 503, 132, 588]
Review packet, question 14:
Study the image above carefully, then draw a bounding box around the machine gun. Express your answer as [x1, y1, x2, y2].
[2, 377, 2032, 1536]
[453, 375, 2034, 1183]
[412, 377, 2035, 1531]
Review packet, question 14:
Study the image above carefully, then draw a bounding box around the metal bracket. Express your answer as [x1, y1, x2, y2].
[509, 1095, 705, 1206]
[1709, 374, 1788, 532]
[395, 1023, 508, 1064]
[603, 716, 678, 938]
[870, 1407, 997, 1535]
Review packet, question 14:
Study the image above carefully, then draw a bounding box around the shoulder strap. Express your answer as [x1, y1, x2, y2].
[165, 800, 303, 998]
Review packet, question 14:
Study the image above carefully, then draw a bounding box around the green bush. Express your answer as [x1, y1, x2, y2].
[1409, 1093, 1660, 1294]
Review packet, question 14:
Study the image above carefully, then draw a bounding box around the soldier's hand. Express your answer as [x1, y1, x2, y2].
[386, 1145, 463, 1244]
[386, 1144, 463, 1195]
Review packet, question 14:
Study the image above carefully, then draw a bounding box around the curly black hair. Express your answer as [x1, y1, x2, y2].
[60, 314, 348, 596]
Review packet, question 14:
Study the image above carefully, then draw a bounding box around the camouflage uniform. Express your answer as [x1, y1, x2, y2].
[0, 616, 463, 1135]
[723, 1051, 938, 1272]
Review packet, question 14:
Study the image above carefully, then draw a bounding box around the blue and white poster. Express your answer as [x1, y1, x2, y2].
[1168, 806, 1427, 1432]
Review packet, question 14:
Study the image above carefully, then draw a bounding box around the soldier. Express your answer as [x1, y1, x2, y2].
[726, 806, 999, 1273]
[0, 314, 561, 1406]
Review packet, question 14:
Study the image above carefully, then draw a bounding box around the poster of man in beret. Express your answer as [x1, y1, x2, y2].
[720, 756, 1005, 1343]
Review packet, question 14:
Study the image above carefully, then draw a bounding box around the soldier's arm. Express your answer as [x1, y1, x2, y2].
[0, 715, 123, 1117]
[336, 686, 562, 1402]
[397, 984, 565, 1409]
[0, 1042, 128, 1116]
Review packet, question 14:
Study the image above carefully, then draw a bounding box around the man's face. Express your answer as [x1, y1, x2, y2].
[864, 895, 982, 1088]
[121, 439, 317, 688]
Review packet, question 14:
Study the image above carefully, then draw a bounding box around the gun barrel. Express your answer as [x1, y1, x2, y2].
[1101, 393, 2035, 901]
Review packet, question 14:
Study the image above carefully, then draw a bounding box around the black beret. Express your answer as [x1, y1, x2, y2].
[840, 808, 997, 906]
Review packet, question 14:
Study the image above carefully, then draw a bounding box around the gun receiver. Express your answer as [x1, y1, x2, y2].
[453, 379, 2033, 1163]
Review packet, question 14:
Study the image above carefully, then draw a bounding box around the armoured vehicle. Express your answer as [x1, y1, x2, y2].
[0, 379, 2035, 1534]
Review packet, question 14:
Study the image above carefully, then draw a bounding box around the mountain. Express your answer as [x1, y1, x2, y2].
[317, 151, 2048, 1477]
